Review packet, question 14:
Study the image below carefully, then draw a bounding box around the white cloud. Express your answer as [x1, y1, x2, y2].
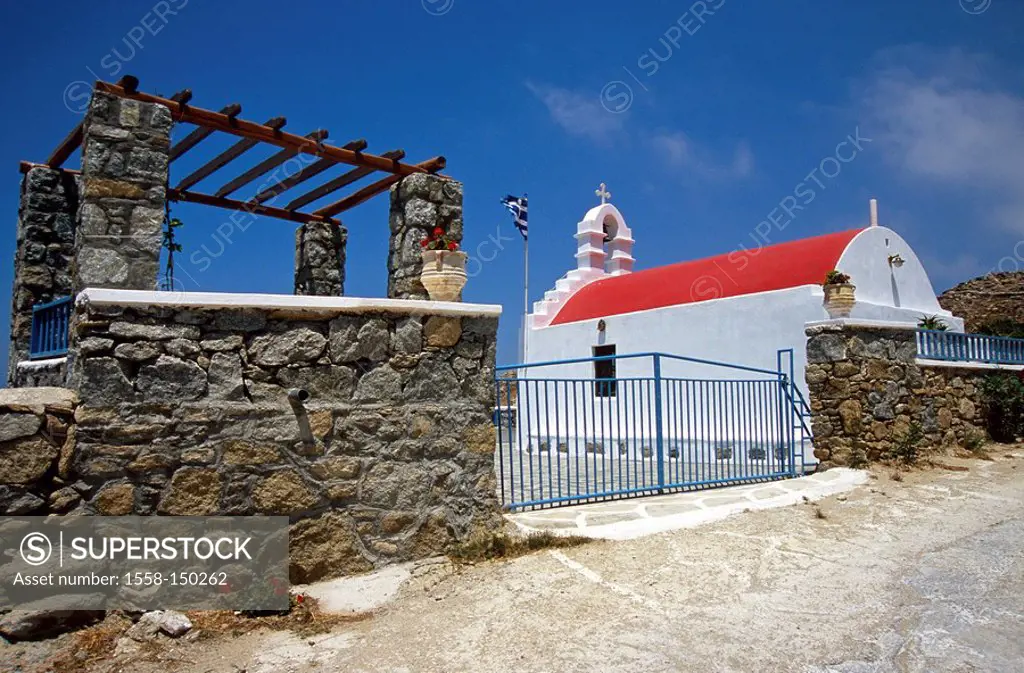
[859, 46, 1024, 233]
[525, 81, 624, 143]
[649, 132, 754, 180]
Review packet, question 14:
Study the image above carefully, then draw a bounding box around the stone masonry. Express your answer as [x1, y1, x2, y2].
[805, 322, 987, 467]
[74, 91, 172, 292]
[388, 174, 463, 300]
[294, 221, 347, 296]
[6, 167, 79, 386]
[0, 387, 78, 516]
[52, 297, 501, 582]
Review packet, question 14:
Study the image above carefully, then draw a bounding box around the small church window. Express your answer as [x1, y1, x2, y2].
[593, 344, 617, 398]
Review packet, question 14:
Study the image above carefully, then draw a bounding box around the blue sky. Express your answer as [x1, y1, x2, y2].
[1, 0, 1023, 373]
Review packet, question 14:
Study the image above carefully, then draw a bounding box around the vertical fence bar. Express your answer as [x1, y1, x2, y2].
[652, 355, 665, 493]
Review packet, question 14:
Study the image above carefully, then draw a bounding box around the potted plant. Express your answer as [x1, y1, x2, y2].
[419, 226, 467, 301]
[822, 269, 855, 318]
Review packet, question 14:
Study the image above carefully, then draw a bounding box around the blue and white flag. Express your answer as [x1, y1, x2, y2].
[501, 194, 528, 240]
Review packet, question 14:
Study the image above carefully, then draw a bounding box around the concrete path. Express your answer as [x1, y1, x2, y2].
[507, 468, 868, 540]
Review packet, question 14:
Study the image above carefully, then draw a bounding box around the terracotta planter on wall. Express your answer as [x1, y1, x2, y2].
[823, 283, 856, 318]
[420, 250, 467, 302]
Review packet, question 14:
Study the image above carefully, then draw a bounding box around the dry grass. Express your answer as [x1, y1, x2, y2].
[44, 613, 133, 673]
[813, 506, 828, 520]
[449, 529, 592, 563]
[187, 596, 371, 639]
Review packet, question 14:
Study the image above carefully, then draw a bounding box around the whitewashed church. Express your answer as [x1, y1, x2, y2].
[526, 188, 958, 390]
[513, 187, 959, 469]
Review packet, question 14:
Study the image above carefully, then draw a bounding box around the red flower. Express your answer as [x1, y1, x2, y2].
[296, 594, 305, 604]
[433, 226, 444, 236]
[420, 239, 429, 247]
[447, 241, 458, 251]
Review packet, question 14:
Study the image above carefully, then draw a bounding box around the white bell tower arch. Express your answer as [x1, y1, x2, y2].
[531, 189, 635, 328]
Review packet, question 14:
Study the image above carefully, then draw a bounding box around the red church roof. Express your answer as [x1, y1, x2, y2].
[550, 228, 865, 325]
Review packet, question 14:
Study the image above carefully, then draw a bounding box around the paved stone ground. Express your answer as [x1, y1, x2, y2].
[6, 449, 1023, 673]
[507, 467, 868, 539]
[495, 444, 803, 509]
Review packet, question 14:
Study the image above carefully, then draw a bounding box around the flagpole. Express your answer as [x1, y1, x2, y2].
[523, 233, 529, 363]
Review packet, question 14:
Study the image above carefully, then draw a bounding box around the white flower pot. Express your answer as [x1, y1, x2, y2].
[420, 250, 467, 301]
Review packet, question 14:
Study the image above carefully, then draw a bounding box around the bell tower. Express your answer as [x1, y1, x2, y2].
[531, 185, 634, 328]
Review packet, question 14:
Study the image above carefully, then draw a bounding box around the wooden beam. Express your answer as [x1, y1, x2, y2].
[20, 161, 80, 175]
[45, 122, 83, 168]
[174, 116, 286, 191]
[250, 157, 333, 204]
[312, 157, 446, 217]
[118, 75, 139, 94]
[167, 188, 340, 226]
[213, 129, 329, 198]
[95, 80, 443, 177]
[170, 103, 242, 161]
[312, 174, 405, 217]
[247, 138, 367, 204]
[169, 89, 193, 105]
[284, 149, 405, 211]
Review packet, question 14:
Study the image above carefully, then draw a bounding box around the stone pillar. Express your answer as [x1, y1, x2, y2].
[6, 167, 79, 386]
[387, 174, 463, 299]
[73, 90, 172, 292]
[294, 221, 347, 296]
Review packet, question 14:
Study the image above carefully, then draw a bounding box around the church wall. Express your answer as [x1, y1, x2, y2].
[837, 227, 960, 327]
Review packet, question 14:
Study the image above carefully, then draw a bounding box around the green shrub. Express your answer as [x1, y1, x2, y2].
[888, 422, 924, 465]
[980, 373, 1024, 443]
[977, 319, 1024, 339]
[963, 427, 987, 454]
[918, 315, 948, 331]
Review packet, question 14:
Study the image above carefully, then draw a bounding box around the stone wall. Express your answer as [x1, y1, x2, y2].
[388, 174, 463, 300]
[0, 388, 78, 515]
[59, 296, 500, 582]
[11, 359, 68, 388]
[805, 322, 988, 467]
[74, 91, 171, 292]
[6, 167, 79, 386]
[294, 221, 346, 296]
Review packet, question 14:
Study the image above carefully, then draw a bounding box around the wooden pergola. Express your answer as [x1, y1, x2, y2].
[23, 75, 446, 226]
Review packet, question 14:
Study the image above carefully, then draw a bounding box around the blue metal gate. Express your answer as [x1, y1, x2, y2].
[495, 350, 810, 510]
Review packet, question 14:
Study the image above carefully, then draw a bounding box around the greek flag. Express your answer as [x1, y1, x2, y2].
[501, 194, 528, 240]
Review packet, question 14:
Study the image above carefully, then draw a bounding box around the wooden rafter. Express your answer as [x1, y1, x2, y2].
[175, 116, 286, 191]
[170, 103, 242, 161]
[312, 156, 446, 217]
[285, 149, 405, 211]
[31, 77, 450, 226]
[46, 122, 83, 168]
[95, 80, 444, 178]
[169, 89, 193, 105]
[213, 129, 330, 198]
[250, 157, 330, 204]
[168, 188, 340, 226]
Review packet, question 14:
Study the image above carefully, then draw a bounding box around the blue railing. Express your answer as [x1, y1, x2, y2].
[29, 296, 72, 359]
[916, 329, 1024, 365]
[495, 351, 803, 510]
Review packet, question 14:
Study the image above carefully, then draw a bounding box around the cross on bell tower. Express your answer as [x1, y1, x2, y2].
[595, 182, 611, 205]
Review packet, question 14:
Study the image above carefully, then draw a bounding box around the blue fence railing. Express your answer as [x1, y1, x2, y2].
[495, 351, 805, 510]
[29, 296, 72, 359]
[916, 329, 1024, 365]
